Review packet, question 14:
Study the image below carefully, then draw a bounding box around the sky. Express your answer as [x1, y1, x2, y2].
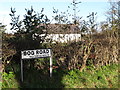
[0, 0, 119, 33]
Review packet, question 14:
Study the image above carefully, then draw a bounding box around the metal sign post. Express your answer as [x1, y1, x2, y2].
[21, 49, 52, 82]
[21, 59, 23, 82]
[50, 53, 52, 77]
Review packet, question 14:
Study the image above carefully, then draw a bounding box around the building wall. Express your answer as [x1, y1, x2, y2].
[44, 34, 81, 43]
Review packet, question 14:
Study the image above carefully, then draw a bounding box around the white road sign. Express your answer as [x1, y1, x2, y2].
[21, 49, 51, 59]
[21, 48, 52, 82]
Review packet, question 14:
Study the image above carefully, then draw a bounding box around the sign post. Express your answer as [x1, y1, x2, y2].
[21, 49, 52, 82]
[20, 59, 23, 82]
[50, 51, 52, 77]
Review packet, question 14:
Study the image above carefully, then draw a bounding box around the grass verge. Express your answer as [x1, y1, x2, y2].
[1, 63, 119, 88]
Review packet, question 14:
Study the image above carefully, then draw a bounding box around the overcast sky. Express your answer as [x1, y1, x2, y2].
[0, 0, 118, 33]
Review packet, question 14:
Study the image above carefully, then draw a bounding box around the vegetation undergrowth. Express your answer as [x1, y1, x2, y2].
[1, 63, 119, 88]
[62, 63, 119, 88]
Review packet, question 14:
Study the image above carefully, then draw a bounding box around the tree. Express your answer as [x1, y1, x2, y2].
[52, 7, 69, 24]
[103, 1, 119, 41]
[9, 7, 50, 68]
[52, 0, 82, 25]
[9, 7, 50, 50]
[0, 23, 6, 41]
[86, 12, 98, 34]
[70, 0, 81, 24]
[118, 1, 120, 17]
[106, 1, 119, 28]
[80, 12, 98, 40]
[1, 23, 16, 72]
[0, 23, 6, 61]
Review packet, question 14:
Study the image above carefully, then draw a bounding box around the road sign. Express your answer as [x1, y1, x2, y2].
[21, 49, 52, 82]
[21, 49, 51, 59]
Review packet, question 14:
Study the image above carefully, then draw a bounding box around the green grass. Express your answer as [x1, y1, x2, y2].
[62, 64, 119, 88]
[1, 63, 119, 88]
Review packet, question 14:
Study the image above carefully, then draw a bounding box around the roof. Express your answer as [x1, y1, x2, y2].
[38, 24, 80, 34]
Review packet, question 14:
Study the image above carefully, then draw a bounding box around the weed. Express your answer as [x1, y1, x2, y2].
[2, 72, 19, 88]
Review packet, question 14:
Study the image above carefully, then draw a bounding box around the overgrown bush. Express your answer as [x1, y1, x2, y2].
[43, 31, 118, 71]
